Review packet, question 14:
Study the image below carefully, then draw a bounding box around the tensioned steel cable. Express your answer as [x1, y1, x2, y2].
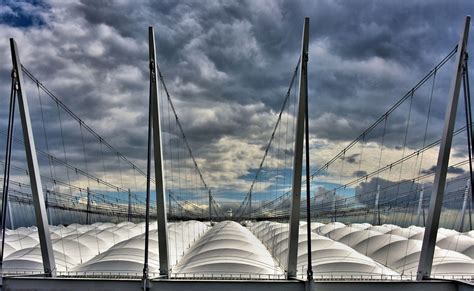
[1, 72, 16, 267]
[309, 46, 457, 180]
[21, 66, 152, 182]
[143, 56, 154, 281]
[252, 121, 470, 218]
[155, 62, 209, 190]
[252, 46, 458, 218]
[462, 55, 474, 203]
[235, 58, 300, 218]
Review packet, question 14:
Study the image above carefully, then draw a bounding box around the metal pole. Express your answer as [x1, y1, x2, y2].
[208, 190, 212, 221]
[128, 189, 132, 222]
[86, 187, 91, 225]
[45, 189, 49, 223]
[168, 190, 172, 219]
[455, 179, 470, 231]
[416, 184, 424, 226]
[149, 27, 170, 278]
[142, 48, 153, 287]
[417, 16, 470, 280]
[248, 191, 252, 220]
[7, 198, 13, 230]
[462, 61, 474, 207]
[1, 71, 16, 273]
[303, 27, 313, 280]
[469, 197, 472, 230]
[374, 185, 380, 225]
[287, 17, 309, 279]
[9, 38, 56, 276]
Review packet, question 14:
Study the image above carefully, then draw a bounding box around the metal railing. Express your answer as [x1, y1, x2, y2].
[1, 270, 473, 282]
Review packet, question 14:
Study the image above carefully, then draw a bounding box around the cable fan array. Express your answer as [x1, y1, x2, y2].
[246, 45, 473, 233]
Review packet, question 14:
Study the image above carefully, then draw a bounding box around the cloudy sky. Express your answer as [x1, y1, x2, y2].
[0, 0, 473, 211]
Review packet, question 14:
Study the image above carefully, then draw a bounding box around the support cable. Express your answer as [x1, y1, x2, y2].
[155, 64, 209, 191]
[463, 55, 474, 203]
[252, 47, 458, 215]
[21, 66, 152, 182]
[236, 59, 300, 218]
[311, 47, 457, 179]
[142, 57, 154, 282]
[36, 81, 56, 209]
[1, 72, 17, 269]
[303, 50, 313, 280]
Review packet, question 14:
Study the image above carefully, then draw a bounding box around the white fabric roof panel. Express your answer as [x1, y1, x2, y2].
[250, 221, 397, 277]
[1, 220, 473, 277]
[173, 221, 283, 276]
[73, 220, 208, 274]
[318, 223, 474, 276]
[2, 221, 208, 274]
[436, 234, 474, 259]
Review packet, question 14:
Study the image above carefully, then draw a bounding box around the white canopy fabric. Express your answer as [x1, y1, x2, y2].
[2, 221, 207, 274]
[431, 234, 474, 259]
[173, 221, 283, 276]
[1, 220, 473, 278]
[73, 220, 208, 274]
[318, 222, 474, 276]
[250, 221, 397, 278]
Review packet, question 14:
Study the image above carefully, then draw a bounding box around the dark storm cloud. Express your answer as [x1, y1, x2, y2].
[342, 153, 359, 164]
[353, 170, 367, 178]
[355, 173, 470, 209]
[355, 177, 423, 207]
[0, 0, 472, 198]
[421, 165, 466, 175]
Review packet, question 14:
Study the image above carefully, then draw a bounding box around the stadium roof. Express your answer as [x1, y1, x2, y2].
[2, 220, 474, 278]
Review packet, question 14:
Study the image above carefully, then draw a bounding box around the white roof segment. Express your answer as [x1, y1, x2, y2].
[250, 221, 397, 277]
[73, 220, 208, 274]
[173, 221, 283, 276]
[436, 234, 474, 259]
[2, 221, 208, 274]
[1, 220, 473, 277]
[318, 223, 474, 276]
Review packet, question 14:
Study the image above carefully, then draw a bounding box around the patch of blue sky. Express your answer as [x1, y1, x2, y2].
[0, 0, 48, 28]
[74, 190, 151, 205]
[238, 165, 357, 201]
[238, 167, 293, 182]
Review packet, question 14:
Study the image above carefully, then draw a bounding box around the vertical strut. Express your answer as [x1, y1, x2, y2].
[45, 189, 49, 224]
[248, 191, 252, 220]
[7, 197, 13, 230]
[149, 27, 170, 278]
[417, 16, 470, 280]
[168, 190, 172, 218]
[209, 189, 212, 221]
[86, 187, 91, 224]
[462, 55, 474, 204]
[374, 185, 380, 225]
[9, 38, 56, 276]
[128, 189, 132, 222]
[142, 81, 152, 286]
[416, 184, 425, 226]
[1, 70, 16, 273]
[455, 179, 470, 231]
[143, 27, 155, 288]
[303, 18, 313, 279]
[287, 17, 309, 279]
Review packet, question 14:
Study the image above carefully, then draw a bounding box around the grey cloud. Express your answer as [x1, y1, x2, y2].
[342, 153, 359, 164]
[0, 0, 473, 201]
[353, 170, 367, 178]
[422, 165, 466, 175]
